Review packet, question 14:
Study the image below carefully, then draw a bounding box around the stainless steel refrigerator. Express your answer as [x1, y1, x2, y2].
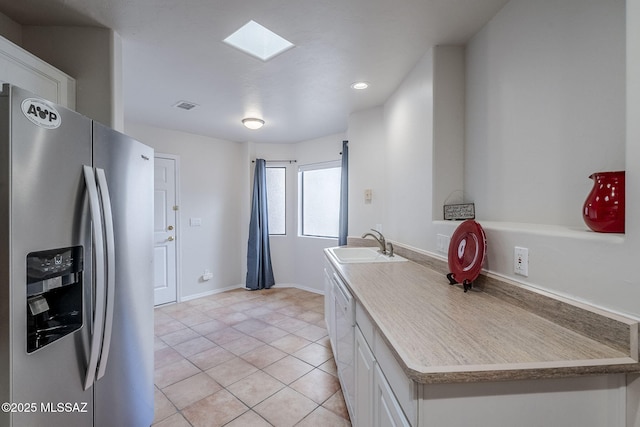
[0, 84, 154, 426]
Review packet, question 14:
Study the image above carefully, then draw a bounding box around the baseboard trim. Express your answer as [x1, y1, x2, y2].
[178, 283, 324, 302]
[179, 284, 244, 302]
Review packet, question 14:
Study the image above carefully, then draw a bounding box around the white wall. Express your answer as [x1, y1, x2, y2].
[250, 143, 298, 286]
[462, 0, 638, 317]
[347, 106, 387, 234]
[251, 134, 345, 293]
[293, 134, 344, 292]
[432, 46, 466, 219]
[125, 122, 246, 299]
[347, 0, 640, 318]
[628, 0, 640, 251]
[119, 128, 344, 300]
[383, 49, 435, 249]
[349, 46, 464, 247]
[22, 26, 123, 130]
[0, 12, 21, 45]
[465, 0, 625, 226]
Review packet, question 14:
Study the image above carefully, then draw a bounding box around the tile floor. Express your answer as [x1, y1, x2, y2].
[153, 287, 352, 427]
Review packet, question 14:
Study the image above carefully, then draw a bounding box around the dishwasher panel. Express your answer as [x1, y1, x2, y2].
[333, 273, 355, 420]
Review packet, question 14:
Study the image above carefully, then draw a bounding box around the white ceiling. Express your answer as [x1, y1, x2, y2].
[0, 0, 509, 143]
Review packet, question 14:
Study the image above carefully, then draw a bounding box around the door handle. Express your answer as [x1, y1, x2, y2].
[167, 225, 174, 231]
[168, 236, 175, 241]
[82, 166, 106, 391]
[95, 168, 115, 381]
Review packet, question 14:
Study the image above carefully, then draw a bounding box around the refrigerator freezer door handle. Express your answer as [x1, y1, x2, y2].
[82, 165, 107, 390]
[95, 168, 115, 380]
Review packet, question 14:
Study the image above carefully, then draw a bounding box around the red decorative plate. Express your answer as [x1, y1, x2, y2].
[447, 220, 486, 288]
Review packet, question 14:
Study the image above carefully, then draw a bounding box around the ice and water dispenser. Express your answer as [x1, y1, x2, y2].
[26, 246, 83, 353]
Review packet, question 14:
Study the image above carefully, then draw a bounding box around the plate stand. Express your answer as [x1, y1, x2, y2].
[446, 273, 473, 293]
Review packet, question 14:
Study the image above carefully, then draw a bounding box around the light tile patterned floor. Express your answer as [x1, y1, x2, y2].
[152, 287, 352, 427]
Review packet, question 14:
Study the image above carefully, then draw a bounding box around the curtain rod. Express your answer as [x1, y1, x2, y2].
[251, 159, 297, 164]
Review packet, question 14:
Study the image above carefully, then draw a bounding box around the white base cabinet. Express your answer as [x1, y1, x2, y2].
[354, 322, 411, 427]
[350, 300, 634, 427]
[325, 253, 637, 427]
[419, 374, 629, 427]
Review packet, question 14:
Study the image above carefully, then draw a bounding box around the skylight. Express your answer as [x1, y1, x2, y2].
[223, 20, 294, 61]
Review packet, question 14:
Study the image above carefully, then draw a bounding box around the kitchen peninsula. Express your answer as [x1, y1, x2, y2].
[324, 243, 640, 427]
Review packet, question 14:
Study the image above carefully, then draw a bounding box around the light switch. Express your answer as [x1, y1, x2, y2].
[190, 218, 202, 227]
[364, 189, 372, 203]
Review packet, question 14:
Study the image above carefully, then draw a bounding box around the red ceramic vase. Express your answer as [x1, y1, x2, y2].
[582, 171, 625, 233]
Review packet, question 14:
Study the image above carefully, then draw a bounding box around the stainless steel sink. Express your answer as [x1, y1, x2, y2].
[328, 247, 408, 264]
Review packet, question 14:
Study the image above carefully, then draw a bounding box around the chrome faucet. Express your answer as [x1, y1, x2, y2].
[361, 229, 387, 255]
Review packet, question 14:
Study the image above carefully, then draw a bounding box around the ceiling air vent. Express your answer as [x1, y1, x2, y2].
[173, 101, 198, 111]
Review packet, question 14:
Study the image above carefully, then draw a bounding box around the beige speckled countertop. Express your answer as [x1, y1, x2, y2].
[326, 244, 640, 384]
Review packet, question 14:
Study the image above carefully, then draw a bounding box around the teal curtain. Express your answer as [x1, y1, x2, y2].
[339, 140, 348, 246]
[246, 159, 275, 290]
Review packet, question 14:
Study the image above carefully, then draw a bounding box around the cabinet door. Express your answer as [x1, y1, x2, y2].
[373, 364, 411, 427]
[1, 36, 76, 108]
[355, 327, 375, 427]
[419, 374, 626, 427]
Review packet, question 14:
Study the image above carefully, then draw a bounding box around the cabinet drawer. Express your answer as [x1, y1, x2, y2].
[356, 301, 375, 346]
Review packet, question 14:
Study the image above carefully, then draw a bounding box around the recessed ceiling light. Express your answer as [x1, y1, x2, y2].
[242, 118, 265, 130]
[351, 82, 369, 90]
[224, 20, 294, 61]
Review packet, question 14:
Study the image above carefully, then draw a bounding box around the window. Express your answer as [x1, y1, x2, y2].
[266, 167, 286, 235]
[299, 161, 341, 238]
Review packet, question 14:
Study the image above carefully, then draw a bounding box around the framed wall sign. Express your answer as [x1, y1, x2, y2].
[444, 203, 475, 220]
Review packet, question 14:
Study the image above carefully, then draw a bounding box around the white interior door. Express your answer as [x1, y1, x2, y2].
[154, 155, 178, 305]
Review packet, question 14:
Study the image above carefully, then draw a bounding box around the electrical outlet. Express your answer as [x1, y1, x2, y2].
[436, 234, 450, 253]
[514, 247, 529, 277]
[202, 269, 213, 281]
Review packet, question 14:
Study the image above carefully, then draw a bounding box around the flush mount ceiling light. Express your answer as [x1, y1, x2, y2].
[242, 118, 265, 130]
[351, 81, 370, 90]
[223, 20, 294, 61]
